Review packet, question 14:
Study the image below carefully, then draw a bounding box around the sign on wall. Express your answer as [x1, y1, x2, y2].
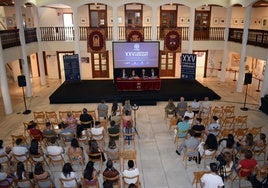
[63, 54, 80, 82]
[181, 53, 197, 80]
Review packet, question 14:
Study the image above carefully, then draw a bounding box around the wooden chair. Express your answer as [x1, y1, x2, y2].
[182, 147, 199, 169]
[221, 116, 236, 129]
[97, 109, 108, 121]
[211, 106, 224, 119]
[105, 150, 121, 171]
[72, 110, 82, 122]
[235, 128, 249, 141]
[232, 167, 253, 188]
[0, 154, 11, 171]
[88, 110, 97, 122]
[235, 115, 248, 128]
[123, 131, 136, 150]
[12, 153, 30, 170]
[29, 152, 48, 170]
[33, 111, 46, 130]
[61, 132, 76, 147]
[87, 152, 103, 172]
[122, 174, 140, 188]
[59, 177, 79, 188]
[45, 111, 61, 131]
[81, 177, 99, 188]
[58, 111, 69, 123]
[0, 178, 15, 188]
[11, 135, 27, 147]
[192, 171, 207, 188]
[249, 126, 262, 139]
[16, 178, 34, 188]
[23, 122, 30, 137]
[103, 174, 120, 188]
[35, 176, 55, 188]
[253, 144, 266, 163]
[218, 128, 234, 139]
[202, 150, 217, 169]
[121, 150, 136, 171]
[222, 106, 235, 118]
[169, 117, 179, 131]
[47, 152, 65, 167]
[174, 127, 188, 149]
[100, 120, 108, 132]
[90, 131, 105, 147]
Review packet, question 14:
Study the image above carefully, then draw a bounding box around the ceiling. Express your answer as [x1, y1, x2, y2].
[0, 0, 267, 7]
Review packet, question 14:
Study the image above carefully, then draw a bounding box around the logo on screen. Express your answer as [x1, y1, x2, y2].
[133, 44, 140, 51]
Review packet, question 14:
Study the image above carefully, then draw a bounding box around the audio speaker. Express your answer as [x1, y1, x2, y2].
[244, 73, 252, 85]
[18, 75, 26, 87]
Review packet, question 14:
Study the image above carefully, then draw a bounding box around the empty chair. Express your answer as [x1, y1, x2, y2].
[235, 115, 248, 128]
[45, 111, 61, 131]
[33, 111, 46, 130]
[222, 106, 235, 118]
[221, 116, 236, 129]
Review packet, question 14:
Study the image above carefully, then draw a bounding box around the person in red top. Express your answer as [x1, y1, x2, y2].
[28, 122, 43, 142]
[236, 149, 258, 177]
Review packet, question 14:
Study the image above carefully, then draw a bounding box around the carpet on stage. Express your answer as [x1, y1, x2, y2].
[49, 79, 221, 105]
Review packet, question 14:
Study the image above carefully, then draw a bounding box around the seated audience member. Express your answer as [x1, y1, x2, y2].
[184, 106, 194, 125]
[218, 134, 236, 154]
[83, 161, 98, 186]
[165, 99, 176, 117]
[60, 163, 80, 187]
[191, 118, 205, 138]
[97, 100, 109, 120]
[105, 138, 119, 160]
[236, 133, 254, 153]
[150, 68, 156, 78]
[204, 134, 218, 155]
[219, 151, 234, 177]
[91, 121, 105, 141]
[130, 70, 138, 79]
[103, 180, 113, 188]
[68, 138, 84, 164]
[0, 164, 13, 186]
[29, 139, 44, 162]
[87, 140, 105, 162]
[60, 112, 77, 135]
[0, 140, 11, 164]
[141, 68, 147, 78]
[122, 100, 132, 115]
[46, 137, 64, 160]
[176, 97, 188, 117]
[103, 159, 120, 184]
[122, 110, 132, 128]
[123, 160, 139, 185]
[200, 97, 211, 115]
[201, 162, 224, 188]
[207, 116, 220, 136]
[177, 116, 190, 138]
[236, 149, 258, 177]
[34, 162, 50, 181]
[42, 122, 57, 140]
[79, 108, 93, 129]
[14, 162, 31, 186]
[123, 121, 134, 141]
[28, 122, 43, 141]
[12, 138, 28, 162]
[254, 133, 266, 150]
[108, 121, 120, 140]
[176, 129, 200, 159]
[121, 68, 128, 79]
[191, 98, 200, 115]
[111, 101, 121, 117]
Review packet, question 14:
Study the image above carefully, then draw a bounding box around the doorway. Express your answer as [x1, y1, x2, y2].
[57, 51, 75, 82]
[193, 50, 208, 78]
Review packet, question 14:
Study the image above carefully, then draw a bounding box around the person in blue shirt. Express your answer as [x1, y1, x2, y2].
[177, 116, 190, 138]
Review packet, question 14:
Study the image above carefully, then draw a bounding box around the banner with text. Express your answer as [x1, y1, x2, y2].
[63, 54, 81, 82]
[181, 53, 197, 80]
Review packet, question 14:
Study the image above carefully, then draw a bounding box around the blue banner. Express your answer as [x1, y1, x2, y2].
[63, 54, 81, 82]
[181, 53, 196, 80]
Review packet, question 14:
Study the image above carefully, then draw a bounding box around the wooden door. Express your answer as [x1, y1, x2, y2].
[194, 11, 210, 39]
[159, 51, 175, 77]
[125, 10, 142, 28]
[91, 51, 109, 78]
[160, 10, 177, 39]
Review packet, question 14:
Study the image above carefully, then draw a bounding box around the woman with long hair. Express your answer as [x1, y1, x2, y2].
[29, 139, 39, 155]
[83, 161, 98, 186]
[218, 134, 235, 154]
[34, 162, 50, 180]
[60, 163, 80, 187]
[68, 138, 84, 164]
[204, 133, 218, 155]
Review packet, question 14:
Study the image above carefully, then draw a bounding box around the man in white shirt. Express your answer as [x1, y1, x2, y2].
[123, 160, 139, 185]
[46, 137, 64, 161]
[201, 162, 224, 188]
[207, 116, 220, 136]
[91, 121, 105, 140]
[12, 138, 28, 162]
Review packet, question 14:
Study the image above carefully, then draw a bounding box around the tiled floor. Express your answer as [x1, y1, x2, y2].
[0, 77, 267, 187]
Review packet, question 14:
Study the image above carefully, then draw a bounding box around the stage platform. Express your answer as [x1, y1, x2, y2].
[49, 79, 221, 105]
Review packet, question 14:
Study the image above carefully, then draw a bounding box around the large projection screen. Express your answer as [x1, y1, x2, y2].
[113, 42, 160, 68]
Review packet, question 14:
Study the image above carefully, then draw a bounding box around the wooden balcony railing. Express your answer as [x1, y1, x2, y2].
[0, 27, 267, 50]
[228, 28, 268, 48]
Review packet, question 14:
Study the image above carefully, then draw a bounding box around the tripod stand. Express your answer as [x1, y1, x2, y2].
[21, 86, 31, 114]
[240, 83, 249, 111]
[131, 104, 140, 138]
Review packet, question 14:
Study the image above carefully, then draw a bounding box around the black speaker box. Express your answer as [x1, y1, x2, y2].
[244, 73, 252, 85]
[18, 75, 26, 87]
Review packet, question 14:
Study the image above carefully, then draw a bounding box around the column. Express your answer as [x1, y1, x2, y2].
[15, 0, 32, 97]
[113, 7, 118, 41]
[261, 58, 268, 102]
[151, 6, 157, 41]
[33, 6, 46, 85]
[237, 5, 252, 92]
[188, 7, 195, 53]
[0, 40, 13, 114]
[220, 7, 232, 82]
[73, 7, 82, 78]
